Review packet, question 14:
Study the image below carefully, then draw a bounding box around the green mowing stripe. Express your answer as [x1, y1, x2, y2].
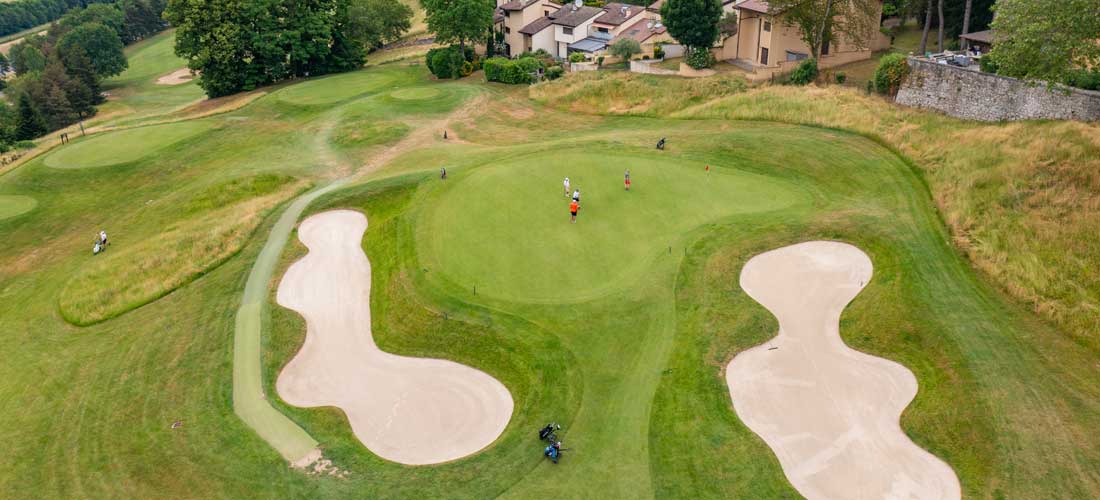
[233, 180, 348, 463]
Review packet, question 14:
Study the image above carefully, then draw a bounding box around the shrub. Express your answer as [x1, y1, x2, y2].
[788, 58, 818, 85]
[484, 56, 544, 84]
[597, 55, 605, 67]
[14, 140, 34, 149]
[609, 38, 642, 61]
[546, 66, 564, 80]
[1065, 69, 1100, 91]
[654, 44, 665, 59]
[978, 52, 998, 74]
[569, 52, 586, 63]
[872, 53, 910, 95]
[686, 47, 713, 69]
[834, 72, 847, 84]
[425, 45, 476, 79]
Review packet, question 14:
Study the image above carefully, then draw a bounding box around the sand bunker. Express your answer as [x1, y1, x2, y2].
[276, 210, 513, 465]
[156, 68, 193, 85]
[726, 241, 960, 500]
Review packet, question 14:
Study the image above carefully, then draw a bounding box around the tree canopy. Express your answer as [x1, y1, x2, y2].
[660, 0, 722, 50]
[57, 22, 128, 77]
[990, 0, 1100, 85]
[347, 0, 414, 51]
[768, 0, 879, 58]
[420, 0, 495, 50]
[609, 38, 642, 60]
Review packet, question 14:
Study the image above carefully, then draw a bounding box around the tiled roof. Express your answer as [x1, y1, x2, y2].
[959, 30, 995, 44]
[500, 0, 538, 11]
[549, 4, 603, 27]
[734, 0, 771, 14]
[613, 17, 667, 44]
[520, 16, 555, 35]
[594, 2, 641, 26]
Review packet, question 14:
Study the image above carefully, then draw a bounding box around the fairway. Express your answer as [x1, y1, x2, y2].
[44, 121, 213, 169]
[419, 150, 803, 302]
[1, 60, 1098, 500]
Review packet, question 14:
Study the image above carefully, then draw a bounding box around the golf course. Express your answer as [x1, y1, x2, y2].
[1, 28, 1099, 500]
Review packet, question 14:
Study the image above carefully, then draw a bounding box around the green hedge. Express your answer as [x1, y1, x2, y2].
[788, 58, 818, 85]
[484, 56, 544, 84]
[872, 53, 910, 95]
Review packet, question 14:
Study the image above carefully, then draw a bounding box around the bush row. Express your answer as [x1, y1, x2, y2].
[484, 56, 544, 84]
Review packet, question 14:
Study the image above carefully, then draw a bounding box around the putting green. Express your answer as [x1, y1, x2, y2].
[418, 150, 804, 302]
[390, 87, 441, 100]
[0, 195, 37, 220]
[275, 71, 406, 105]
[44, 121, 212, 169]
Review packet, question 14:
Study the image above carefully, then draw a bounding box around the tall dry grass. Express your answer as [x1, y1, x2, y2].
[58, 181, 307, 326]
[534, 74, 1100, 351]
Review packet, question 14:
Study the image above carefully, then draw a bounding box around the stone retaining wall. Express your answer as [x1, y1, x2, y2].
[896, 58, 1100, 122]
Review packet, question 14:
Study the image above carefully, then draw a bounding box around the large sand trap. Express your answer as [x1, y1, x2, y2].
[726, 241, 960, 500]
[276, 210, 513, 465]
[156, 68, 193, 85]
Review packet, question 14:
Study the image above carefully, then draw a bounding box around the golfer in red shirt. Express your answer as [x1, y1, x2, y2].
[570, 199, 579, 223]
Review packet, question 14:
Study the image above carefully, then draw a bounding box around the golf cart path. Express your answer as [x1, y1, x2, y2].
[276, 210, 512, 464]
[726, 241, 960, 500]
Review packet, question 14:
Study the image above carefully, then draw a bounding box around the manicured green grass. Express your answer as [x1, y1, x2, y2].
[1, 60, 1098, 500]
[0, 194, 36, 220]
[420, 149, 802, 302]
[44, 121, 214, 169]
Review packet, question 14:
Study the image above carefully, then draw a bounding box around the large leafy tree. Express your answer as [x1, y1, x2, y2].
[57, 22, 128, 77]
[990, 0, 1100, 85]
[660, 0, 722, 50]
[166, 0, 371, 97]
[347, 0, 413, 51]
[769, 0, 879, 58]
[420, 0, 494, 52]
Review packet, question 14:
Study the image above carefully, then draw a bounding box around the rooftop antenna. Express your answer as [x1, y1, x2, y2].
[646, 21, 654, 29]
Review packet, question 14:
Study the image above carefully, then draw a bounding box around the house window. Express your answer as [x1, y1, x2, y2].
[545, 10, 550, 15]
[563, 27, 573, 35]
[785, 51, 808, 61]
[822, 41, 830, 55]
[598, 27, 609, 33]
[505, 27, 511, 34]
[763, 21, 771, 32]
[760, 47, 769, 65]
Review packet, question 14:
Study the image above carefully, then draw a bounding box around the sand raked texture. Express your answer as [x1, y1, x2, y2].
[276, 210, 513, 465]
[726, 241, 961, 500]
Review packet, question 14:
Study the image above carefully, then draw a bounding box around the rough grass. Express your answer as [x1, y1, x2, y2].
[58, 178, 305, 325]
[535, 74, 1100, 354]
[531, 71, 747, 116]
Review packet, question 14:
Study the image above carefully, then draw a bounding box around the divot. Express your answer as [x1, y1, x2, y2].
[726, 241, 961, 500]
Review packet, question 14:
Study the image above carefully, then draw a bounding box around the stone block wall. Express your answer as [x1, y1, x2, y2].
[896, 58, 1100, 122]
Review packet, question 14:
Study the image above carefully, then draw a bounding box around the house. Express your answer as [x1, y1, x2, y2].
[590, 3, 649, 36]
[612, 18, 674, 57]
[717, 0, 889, 80]
[959, 30, 994, 54]
[496, 0, 563, 57]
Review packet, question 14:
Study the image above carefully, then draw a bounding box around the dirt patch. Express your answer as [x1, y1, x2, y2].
[156, 68, 194, 85]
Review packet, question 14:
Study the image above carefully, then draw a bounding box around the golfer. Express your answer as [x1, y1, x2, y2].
[570, 199, 579, 223]
[563, 177, 571, 196]
[624, 169, 631, 191]
[572, 189, 580, 202]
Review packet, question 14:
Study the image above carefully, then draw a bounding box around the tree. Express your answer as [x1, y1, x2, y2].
[936, 0, 944, 52]
[608, 38, 641, 61]
[14, 92, 47, 140]
[660, 0, 722, 52]
[347, 0, 413, 51]
[61, 47, 103, 104]
[118, 0, 166, 43]
[990, 0, 1100, 85]
[60, 3, 124, 36]
[769, 0, 879, 59]
[57, 23, 127, 77]
[419, 0, 494, 53]
[919, 0, 932, 53]
[960, 0, 972, 48]
[11, 42, 46, 74]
